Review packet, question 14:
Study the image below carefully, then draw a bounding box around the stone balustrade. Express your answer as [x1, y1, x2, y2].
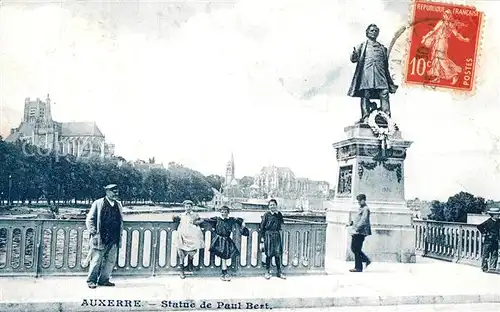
[414, 219, 485, 266]
[0, 219, 326, 277]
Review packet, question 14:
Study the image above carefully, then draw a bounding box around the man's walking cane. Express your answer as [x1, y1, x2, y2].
[82, 237, 94, 267]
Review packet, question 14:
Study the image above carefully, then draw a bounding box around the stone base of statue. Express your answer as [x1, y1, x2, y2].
[324, 119, 415, 273]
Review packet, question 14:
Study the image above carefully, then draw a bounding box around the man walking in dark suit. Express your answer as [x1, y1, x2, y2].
[349, 194, 372, 272]
[477, 207, 500, 273]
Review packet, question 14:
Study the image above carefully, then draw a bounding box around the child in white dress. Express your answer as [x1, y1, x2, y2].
[172, 200, 205, 279]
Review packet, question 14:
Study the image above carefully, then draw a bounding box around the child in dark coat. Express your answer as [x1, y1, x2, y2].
[204, 206, 249, 281]
[260, 199, 286, 279]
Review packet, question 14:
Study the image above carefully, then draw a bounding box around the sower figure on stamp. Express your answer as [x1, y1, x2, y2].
[348, 194, 372, 272]
[85, 184, 123, 289]
[172, 200, 205, 279]
[348, 24, 398, 123]
[260, 199, 286, 280]
[477, 207, 500, 273]
[421, 9, 470, 85]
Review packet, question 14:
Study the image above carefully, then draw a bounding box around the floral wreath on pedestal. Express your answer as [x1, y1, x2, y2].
[367, 110, 397, 149]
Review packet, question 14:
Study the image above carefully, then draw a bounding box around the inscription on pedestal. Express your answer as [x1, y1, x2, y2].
[336, 143, 407, 162]
[337, 165, 353, 195]
[358, 161, 402, 183]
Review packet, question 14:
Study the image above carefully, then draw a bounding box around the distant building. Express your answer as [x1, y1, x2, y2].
[254, 165, 330, 199]
[225, 153, 236, 188]
[220, 154, 330, 202]
[407, 198, 432, 219]
[5, 95, 114, 158]
[466, 213, 488, 225]
[133, 157, 165, 172]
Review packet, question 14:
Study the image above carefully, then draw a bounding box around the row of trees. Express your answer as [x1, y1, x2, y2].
[0, 137, 225, 206]
[427, 191, 488, 223]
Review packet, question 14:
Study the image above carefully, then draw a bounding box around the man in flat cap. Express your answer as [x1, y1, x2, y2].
[85, 184, 124, 288]
[477, 207, 500, 273]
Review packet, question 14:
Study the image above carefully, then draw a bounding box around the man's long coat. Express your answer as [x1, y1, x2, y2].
[347, 40, 398, 99]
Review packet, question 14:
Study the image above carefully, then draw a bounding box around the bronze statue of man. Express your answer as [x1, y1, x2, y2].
[348, 24, 398, 122]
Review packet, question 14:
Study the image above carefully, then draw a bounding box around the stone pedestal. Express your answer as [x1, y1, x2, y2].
[325, 123, 415, 273]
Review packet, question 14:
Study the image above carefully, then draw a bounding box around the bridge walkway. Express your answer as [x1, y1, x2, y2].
[1, 257, 500, 311]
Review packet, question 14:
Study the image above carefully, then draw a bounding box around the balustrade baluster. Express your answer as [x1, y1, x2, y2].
[465, 230, 470, 259]
[50, 227, 57, 269]
[282, 231, 290, 267]
[63, 228, 70, 269]
[125, 228, 133, 269]
[457, 226, 463, 262]
[302, 229, 310, 268]
[203, 231, 211, 267]
[429, 227, 434, 253]
[472, 231, 476, 260]
[447, 227, 453, 259]
[78, 229, 86, 268]
[415, 225, 420, 251]
[151, 226, 159, 276]
[137, 229, 145, 268]
[19, 228, 27, 270]
[5, 228, 12, 270]
[477, 231, 482, 261]
[34, 223, 43, 277]
[166, 228, 174, 268]
[442, 227, 447, 255]
[476, 230, 481, 260]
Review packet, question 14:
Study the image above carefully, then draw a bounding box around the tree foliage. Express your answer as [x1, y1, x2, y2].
[205, 174, 225, 192]
[0, 139, 214, 206]
[427, 191, 487, 223]
[239, 176, 255, 188]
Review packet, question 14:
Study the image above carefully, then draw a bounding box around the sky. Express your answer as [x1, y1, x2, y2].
[1, 0, 500, 201]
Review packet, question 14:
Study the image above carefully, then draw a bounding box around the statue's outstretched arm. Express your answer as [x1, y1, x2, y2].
[451, 26, 469, 42]
[350, 45, 360, 63]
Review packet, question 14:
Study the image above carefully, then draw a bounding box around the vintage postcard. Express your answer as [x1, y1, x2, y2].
[1, 0, 500, 311]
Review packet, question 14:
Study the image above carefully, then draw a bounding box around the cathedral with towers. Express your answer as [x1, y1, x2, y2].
[222, 153, 330, 201]
[5, 94, 114, 158]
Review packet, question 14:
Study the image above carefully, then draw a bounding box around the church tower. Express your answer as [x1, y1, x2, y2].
[20, 94, 56, 149]
[225, 153, 235, 186]
[23, 94, 53, 126]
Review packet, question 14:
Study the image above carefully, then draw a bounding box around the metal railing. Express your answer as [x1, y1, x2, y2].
[0, 219, 326, 277]
[414, 219, 486, 266]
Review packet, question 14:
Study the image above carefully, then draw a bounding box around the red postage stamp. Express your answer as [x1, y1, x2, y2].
[404, 0, 483, 92]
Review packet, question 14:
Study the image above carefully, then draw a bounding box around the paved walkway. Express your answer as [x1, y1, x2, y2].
[1, 257, 499, 311]
[246, 304, 500, 312]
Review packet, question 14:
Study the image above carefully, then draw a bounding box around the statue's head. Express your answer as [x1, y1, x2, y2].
[443, 9, 452, 21]
[365, 24, 380, 40]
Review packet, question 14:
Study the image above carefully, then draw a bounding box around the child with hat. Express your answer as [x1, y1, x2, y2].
[203, 206, 249, 281]
[172, 200, 205, 279]
[477, 207, 500, 273]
